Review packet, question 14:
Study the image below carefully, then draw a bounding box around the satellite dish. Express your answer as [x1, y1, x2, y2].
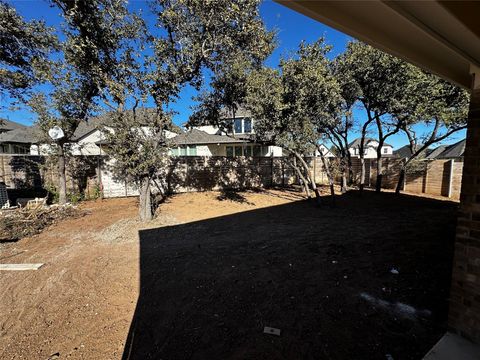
[48, 126, 65, 141]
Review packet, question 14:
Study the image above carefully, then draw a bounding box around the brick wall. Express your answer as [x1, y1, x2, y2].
[449, 88, 480, 342]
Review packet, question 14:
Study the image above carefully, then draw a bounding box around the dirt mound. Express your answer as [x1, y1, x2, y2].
[98, 212, 179, 244]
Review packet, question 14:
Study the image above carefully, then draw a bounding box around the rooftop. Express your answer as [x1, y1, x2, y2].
[427, 139, 466, 159]
[171, 129, 247, 146]
[0, 126, 39, 144]
[0, 119, 27, 132]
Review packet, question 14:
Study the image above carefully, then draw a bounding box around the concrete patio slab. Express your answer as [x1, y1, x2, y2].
[0, 263, 44, 271]
[423, 332, 480, 360]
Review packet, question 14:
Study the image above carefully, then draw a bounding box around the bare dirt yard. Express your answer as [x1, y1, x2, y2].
[0, 188, 458, 359]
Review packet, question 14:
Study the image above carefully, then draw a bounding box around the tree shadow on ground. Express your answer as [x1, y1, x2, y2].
[123, 191, 458, 360]
[216, 189, 254, 205]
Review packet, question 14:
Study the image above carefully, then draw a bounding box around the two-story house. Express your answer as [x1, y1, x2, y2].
[348, 137, 394, 158]
[170, 109, 283, 157]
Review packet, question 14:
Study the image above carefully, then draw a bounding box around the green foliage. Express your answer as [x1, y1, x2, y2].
[150, 0, 275, 106]
[0, 1, 57, 102]
[103, 109, 172, 185]
[100, 0, 274, 220]
[30, 0, 144, 144]
[67, 191, 83, 205]
[335, 42, 418, 118]
[44, 183, 60, 204]
[91, 183, 102, 200]
[245, 39, 341, 155]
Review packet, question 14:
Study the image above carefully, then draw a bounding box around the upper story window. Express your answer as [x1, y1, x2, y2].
[232, 117, 253, 134]
[234, 118, 242, 134]
[383, 147, 388, 154]
[243, 118, 252, 133]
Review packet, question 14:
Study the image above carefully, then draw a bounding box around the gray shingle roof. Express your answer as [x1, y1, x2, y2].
[171, 129, 246, 145]
[73, 108, 183, 140]
[425, 145, 446, 159]
[0, 126, 39, 144]
[393, 144, 429, 158]
[0, 119, 27, 132]
[428, 139, 466, 159]
[0, 110, 211, 146]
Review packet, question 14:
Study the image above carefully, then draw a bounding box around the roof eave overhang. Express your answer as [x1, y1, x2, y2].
[275, 0, 480, 90]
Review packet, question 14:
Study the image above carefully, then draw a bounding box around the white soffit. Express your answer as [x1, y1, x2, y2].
[275, 0, 480, 89]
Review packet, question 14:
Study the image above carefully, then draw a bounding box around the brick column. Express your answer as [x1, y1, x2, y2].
[449, 81, 480, 342]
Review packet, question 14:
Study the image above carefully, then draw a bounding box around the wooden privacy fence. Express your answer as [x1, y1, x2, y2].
[355, 157, 463, 200]
[0, 154, 464, 200]
[0, 155, 44, 189]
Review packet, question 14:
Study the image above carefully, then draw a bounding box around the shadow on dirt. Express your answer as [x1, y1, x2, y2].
[216, 189, 254, 205]
[123, 191, 458, 360]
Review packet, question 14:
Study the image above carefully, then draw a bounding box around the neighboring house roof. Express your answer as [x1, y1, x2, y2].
[0, 109, 184, 146]
[348, 137, 393, 148]
[425, 145, 446, 159]
[71, 116, 108, 141]
[0, 126, 39, 144]
[74, 109, 183, 141]
[171, 129, 246, 146]
[0, 118, 27, 132]
[393, 144, 430, 158]
[427, 139, 466, 159]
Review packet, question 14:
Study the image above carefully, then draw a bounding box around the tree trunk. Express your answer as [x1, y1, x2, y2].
[57, 144, 67, 205]
[375, 155, 383, 193]
[317, 146, 335, 204]
[295, 152, 321, 206]
[395, 158, 409, 195]
[293, 157, 311, 199]
[347, 154, 353, 186]
[359, 156, 365, 194]
[341, 169, 347, 194]
[396, 167, 405, 194]
[139, 177, 153, 221]
[338, 156, 348, 193]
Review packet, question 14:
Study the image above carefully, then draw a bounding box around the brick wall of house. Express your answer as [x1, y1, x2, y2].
[449, 88, 480, 342]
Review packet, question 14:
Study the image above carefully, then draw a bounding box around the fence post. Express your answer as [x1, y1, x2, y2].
[422, 161, 429, 194]
[185, 157, 189, 192]
[0, 156, 4, 183]
[447, 159, 455, 198]
[281, 157, 285, 187]
[270, 154, 274, 187]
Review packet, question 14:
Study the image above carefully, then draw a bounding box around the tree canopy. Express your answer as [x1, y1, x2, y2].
[0, 0, 56, 103]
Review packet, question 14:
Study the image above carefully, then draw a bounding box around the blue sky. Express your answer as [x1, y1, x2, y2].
[2, 0, 466, 148]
